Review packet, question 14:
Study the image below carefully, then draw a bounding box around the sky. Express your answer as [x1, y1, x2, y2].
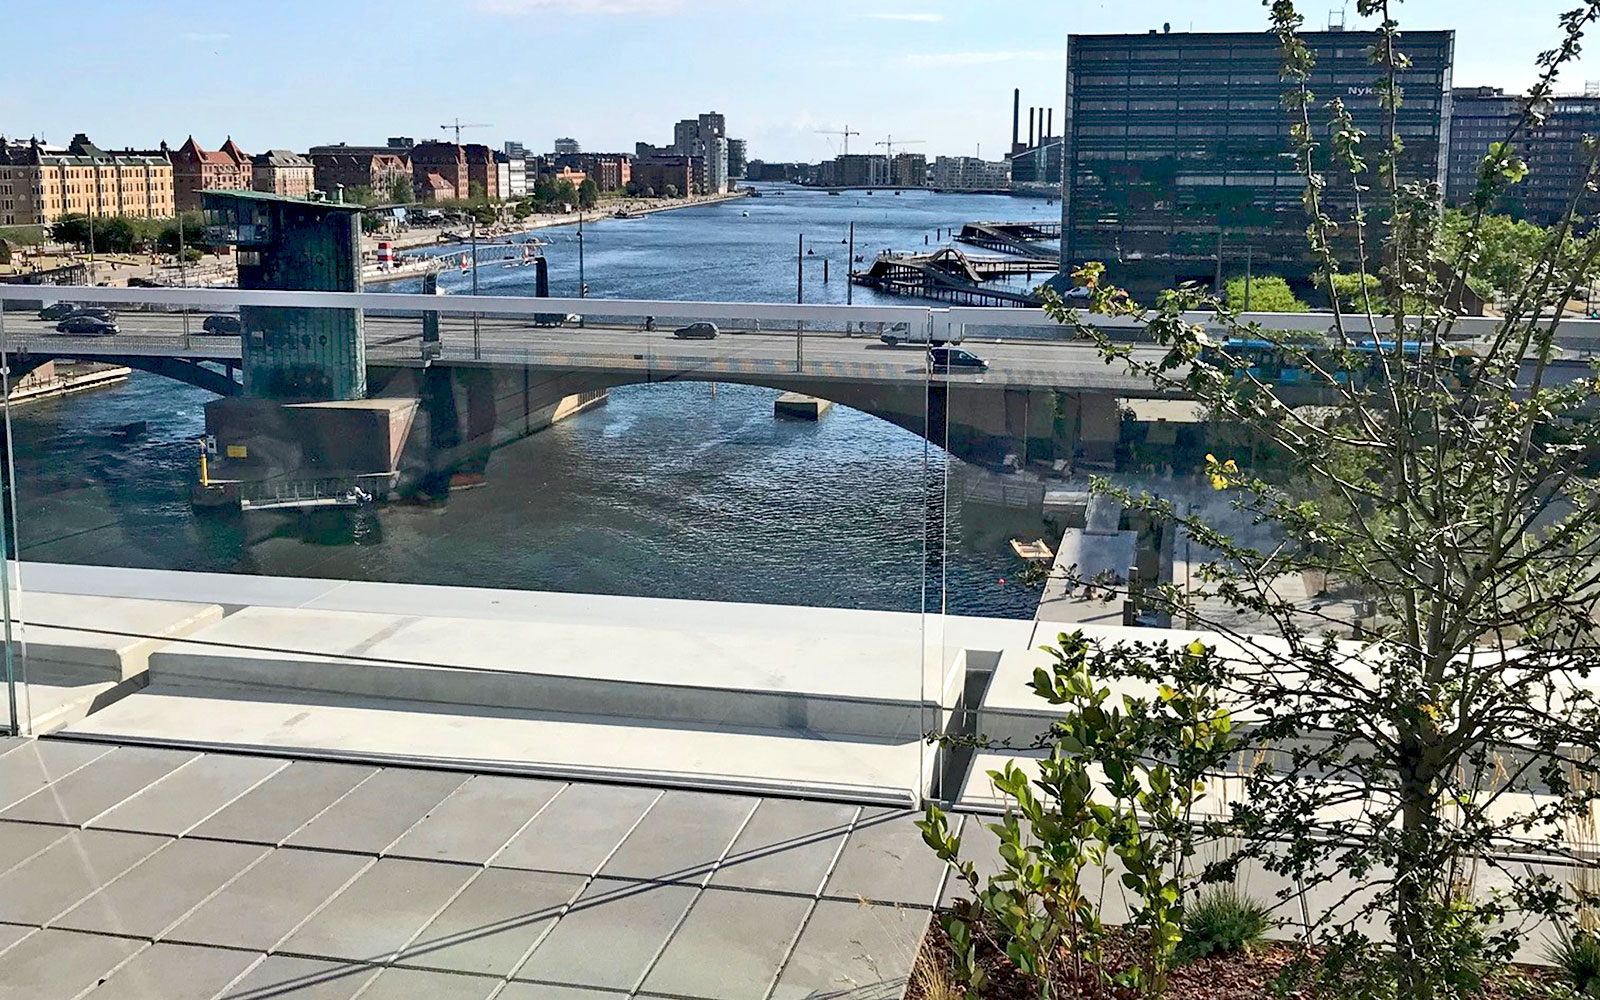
[4, 0, 1600, 162]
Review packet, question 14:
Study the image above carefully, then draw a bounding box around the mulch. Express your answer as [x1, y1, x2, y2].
[909, 913, 1569, 1000]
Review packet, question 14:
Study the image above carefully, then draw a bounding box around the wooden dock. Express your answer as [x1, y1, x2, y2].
[848, 247, 1056, 307]
[955, 221, 1061, 260]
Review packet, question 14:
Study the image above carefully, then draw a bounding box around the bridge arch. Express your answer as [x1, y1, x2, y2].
[6, 353, 242, 397]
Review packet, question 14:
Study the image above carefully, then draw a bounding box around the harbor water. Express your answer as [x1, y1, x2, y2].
[13, 185, 1062, 618]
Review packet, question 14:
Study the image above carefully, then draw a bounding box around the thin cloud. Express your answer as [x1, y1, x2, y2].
[477, 0, 687, 13]
[862, 12, 943, 21]
[181, 31, 232, 41]
[902, 49, 1058, 67]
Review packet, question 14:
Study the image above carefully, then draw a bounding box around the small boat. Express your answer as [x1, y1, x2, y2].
[827, 191, 841, 196]
[741, 210, 750, 217]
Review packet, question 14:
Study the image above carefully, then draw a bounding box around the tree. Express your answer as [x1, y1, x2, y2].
[387, 174, 414, 206]
[664, 184, 679, 199]
[578, 177, 599, 210]
[1022, 4, 1600, 999]
[1439, 208, 1564, 302]
[1222, 273, 1309, 312]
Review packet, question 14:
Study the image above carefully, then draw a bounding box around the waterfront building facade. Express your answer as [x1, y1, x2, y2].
[0, 134, 175, 225]
[1447, 86, 1600, 224]
[892, 153, 928, 187]
[309, 145, 412, 198]
[931, 155, 1010, 191]
[169, 135, 250, 212]
[1060, 29, 1454, 292]
[727, 138, 747, 180]
[251, 150, 315, 199]
[632, 155, 695, 196]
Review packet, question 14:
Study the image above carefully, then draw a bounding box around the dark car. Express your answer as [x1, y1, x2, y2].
[201, 314, 243, 335]
[67, 306, 117, 322]
[38, 302, 76, 321]
[55, 315, 118, 336]
[674, 322, 719, 340]
[930, 346, 987, 372]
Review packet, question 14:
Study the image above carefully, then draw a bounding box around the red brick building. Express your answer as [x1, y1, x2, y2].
[169, 136, 250, 212]
[308, 145, 412, 198]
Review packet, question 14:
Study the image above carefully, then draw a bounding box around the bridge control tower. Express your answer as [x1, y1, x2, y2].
[203, 191, 367, 400]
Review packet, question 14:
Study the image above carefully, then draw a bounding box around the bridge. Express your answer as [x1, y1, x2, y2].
[5, 285, 1600, 479]
[849, 247, 1055, 307]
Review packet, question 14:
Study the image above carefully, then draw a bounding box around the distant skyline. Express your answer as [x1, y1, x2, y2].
[4, 0, 1599, 162]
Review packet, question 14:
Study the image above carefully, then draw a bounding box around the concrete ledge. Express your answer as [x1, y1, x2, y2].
[14, 591, 224, 684]
[147, 606, 959, 742]
[59, 684, 931, 806]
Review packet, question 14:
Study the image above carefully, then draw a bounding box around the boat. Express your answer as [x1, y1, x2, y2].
[613, 210, 641, 219]
[828, 191, 841, 196]
[741, 210, 750, 217]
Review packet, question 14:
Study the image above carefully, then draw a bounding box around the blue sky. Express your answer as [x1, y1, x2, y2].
[3, 0, 1598, 161]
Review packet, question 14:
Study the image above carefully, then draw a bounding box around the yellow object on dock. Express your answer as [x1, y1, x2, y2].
[1010, 538, 1055, 562]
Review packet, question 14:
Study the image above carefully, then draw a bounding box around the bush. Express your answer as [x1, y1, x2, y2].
[1178, 887, 1271, 961]
[1546, 929, 1600, 997]
[1223, 274, 1309, 313]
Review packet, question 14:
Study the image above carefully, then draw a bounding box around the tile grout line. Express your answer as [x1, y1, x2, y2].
[86, 753, 294, 838]
[0, 740, 119, 819]
[171, 755, 294, 838]
[73, 749, 209, 831]
[621, 794, 765, 999]
[759, 803, 868, 1000]
[266, 762, 390, 850]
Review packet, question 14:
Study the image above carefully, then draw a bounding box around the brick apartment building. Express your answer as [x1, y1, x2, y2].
[169, 136, 250, 212]
[0, 134, 174, 226]
[308, 144, 412, 199]
[251, 150, 315, 199]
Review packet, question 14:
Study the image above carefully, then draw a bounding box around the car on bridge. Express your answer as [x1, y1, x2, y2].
[929, 346, 987, 372]
[880, 329, 954, 347]
[674, 322, 719, 340]
[38, 302, 77, 321]
[55, 314, 119, 336]
[202, 314, 243, 335]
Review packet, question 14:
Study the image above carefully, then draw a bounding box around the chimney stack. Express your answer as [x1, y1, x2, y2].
[1012, 88, 1021, 150]
[1028, 108, 1036, 147]
[1046, 108, 1053, 141]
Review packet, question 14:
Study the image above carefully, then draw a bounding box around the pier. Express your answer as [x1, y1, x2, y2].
[955, 220, 1061, 260]
[848, 246, 1056, 306]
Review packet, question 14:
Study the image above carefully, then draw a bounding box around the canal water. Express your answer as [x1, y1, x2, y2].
[13, 186, 1060, 618]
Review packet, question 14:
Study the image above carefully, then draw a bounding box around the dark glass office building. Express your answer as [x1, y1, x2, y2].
[1060, 29, 1455, 295]
[1447, 86, 1600, 225]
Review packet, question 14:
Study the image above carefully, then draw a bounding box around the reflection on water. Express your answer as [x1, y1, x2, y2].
[13, 373, 1044, 618]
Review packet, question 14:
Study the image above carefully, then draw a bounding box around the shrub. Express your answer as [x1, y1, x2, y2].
[1179, 887, 1271, 961]
[1223, 274, 1309, 313]
[1546, 929, 1600, 997]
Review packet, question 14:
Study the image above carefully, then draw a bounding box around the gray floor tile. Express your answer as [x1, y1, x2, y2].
[822, 808, 948, 907]
[769, 899, 930, 1000]
[218, 955, 378, 1000]
[0, 737, 23, 759]
[277, 857, 476, 963]
[89, 754, 287, 836]
[0, 928, 146, 1000]
[0, 829, 169, 926]
[396, 866, 585, 977]
[0, 747, 195, 827]
[641, 887, 812, 1000]
[54, 838, 269, 938]
[284, 768, 468, 855]
[0, 740, 115, 812]
[493, 784, 660, 876]
[165, 847, 372, 951]
[0, 819, 70, 877]
[386, 775, 563, 865]
[599, 791, 755, 885]
[360, 968, 501, 1000]
[84, 942, 262, 1000]
[496, 985, 626, 1000]
[0, 923, 33, 954]
[710, 798, 858, 896]
[188, 760, 376, 846]
[514, 878, 698, 991]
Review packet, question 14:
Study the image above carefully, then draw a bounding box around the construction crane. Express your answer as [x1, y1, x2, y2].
[814, 126, 861, 157]
[440, 118, 492, 142]
[874, 136, 925, 160]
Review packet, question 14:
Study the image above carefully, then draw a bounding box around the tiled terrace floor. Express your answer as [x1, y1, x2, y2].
[0, 737, 953, 1000]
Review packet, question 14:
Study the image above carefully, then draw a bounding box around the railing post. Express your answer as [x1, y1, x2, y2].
[0, 299, 18, 736]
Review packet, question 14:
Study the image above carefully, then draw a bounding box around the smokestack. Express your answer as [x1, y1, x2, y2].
[1028, 108, 1036, 147]
[1012, 88, 1020, 149]
[1046, 108, 1053, 141]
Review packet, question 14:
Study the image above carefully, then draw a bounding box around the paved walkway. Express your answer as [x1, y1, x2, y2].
[0, 737, 953, 1000]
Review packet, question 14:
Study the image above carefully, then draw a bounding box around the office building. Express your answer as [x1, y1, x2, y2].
[632, 155, 695, 196]
[497, 151, 528, 198]
[503, 140, 528, 159]
[1059, 29, 1454, 292]
[0, 134, 174, 225]
[1447, 86, 1600, 225]
[553, 137, 581, 156]
[931, 155, 1010, 191]
[251, 150, 315, 200]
